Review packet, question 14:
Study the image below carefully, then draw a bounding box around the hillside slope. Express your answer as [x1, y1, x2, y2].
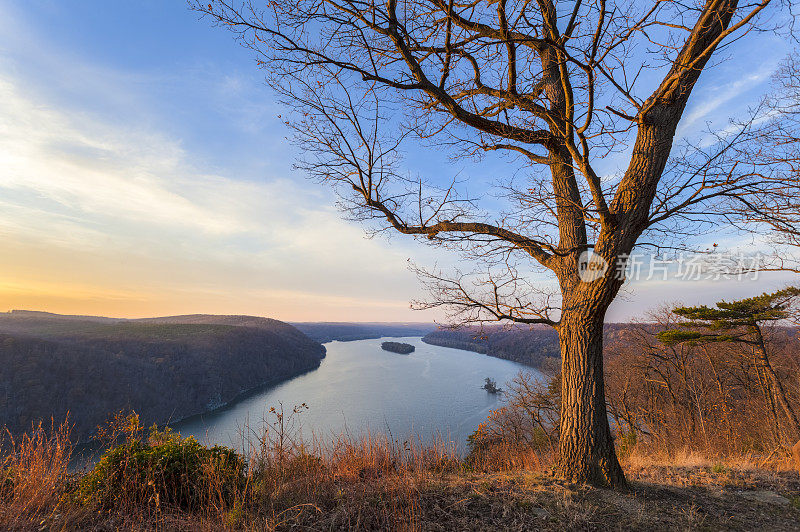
[0, 311, 326, 441]
[422, 326, 560, 369]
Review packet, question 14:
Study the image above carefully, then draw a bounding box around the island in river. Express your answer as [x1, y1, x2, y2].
[381, 341, 415, 354]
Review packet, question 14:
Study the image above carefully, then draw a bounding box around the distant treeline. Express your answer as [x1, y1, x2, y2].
[0, 311, 326, 441]
[292, 322, 437, 343]
[422, 326, 560, 370]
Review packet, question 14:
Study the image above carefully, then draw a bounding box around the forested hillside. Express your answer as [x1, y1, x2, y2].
[0, 311, 326, 441]
[422, 326, 560, 370]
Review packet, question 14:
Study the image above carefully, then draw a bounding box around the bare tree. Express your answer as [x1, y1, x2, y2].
[724, 55, 800, 260]
[196, 0, 787, 487]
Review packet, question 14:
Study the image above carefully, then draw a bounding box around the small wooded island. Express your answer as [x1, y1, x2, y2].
[381, 341, 415, 354]
[482, 377, 502, 394]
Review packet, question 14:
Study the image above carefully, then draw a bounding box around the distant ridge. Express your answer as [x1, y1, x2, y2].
[8, 309, 122, 323]
[291, 321, 437, 343]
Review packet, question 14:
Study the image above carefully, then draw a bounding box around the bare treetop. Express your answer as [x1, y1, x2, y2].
[196, 0, 781, 326]
[197, 0, 790, 486]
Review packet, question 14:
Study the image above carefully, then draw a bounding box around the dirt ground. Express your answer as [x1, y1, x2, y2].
[394, 466, 800, 531]
[279, 465, 800, 531]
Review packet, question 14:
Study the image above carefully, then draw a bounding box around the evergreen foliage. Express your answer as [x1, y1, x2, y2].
[657, 287, 800, 346]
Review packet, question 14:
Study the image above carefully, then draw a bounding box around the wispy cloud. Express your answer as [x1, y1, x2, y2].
[0, 31, 433, 320]
[0, 78, 247, 235]
[677, 62, 779, 138]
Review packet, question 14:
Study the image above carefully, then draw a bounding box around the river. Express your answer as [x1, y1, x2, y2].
[173, 336, 540, 454]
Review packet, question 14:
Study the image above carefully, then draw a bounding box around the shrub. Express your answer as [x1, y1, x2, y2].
[76, 426, 245, 513]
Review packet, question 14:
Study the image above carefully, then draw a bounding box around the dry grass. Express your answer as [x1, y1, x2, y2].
[2, 417, 800, 531]
[623, 445, 800, 473]
[0, 420, 90, 529]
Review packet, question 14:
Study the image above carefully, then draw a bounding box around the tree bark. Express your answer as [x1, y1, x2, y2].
[556, 307, 626, 488]
[753, 324, 800, 438]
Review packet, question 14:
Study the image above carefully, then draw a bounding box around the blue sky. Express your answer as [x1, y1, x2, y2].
[0, 0, 795, 322]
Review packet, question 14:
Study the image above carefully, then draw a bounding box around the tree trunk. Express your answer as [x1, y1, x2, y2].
[753, 325, 800, 438]
[752, 358, 783, 446]
[556, 308, 626, 488]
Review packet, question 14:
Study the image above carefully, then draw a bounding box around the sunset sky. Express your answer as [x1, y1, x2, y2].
[0, 0, 796, 322]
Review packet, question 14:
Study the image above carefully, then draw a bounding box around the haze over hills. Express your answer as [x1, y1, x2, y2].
[0, 311, 327, 441]
[291, 322, 438, 343]
[0, 311, 439, 343]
